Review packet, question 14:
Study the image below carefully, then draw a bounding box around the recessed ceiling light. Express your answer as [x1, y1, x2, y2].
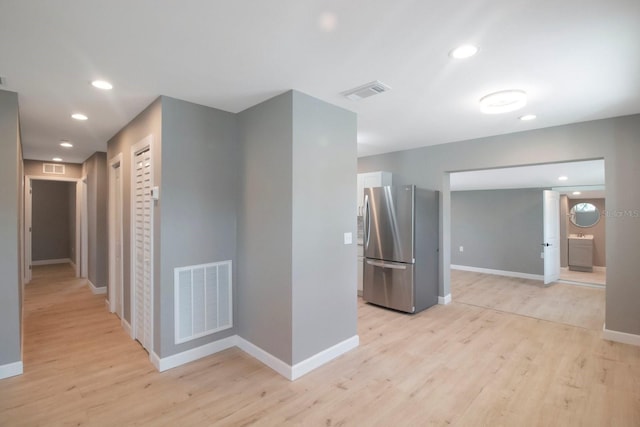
[52, 157, 63, 162]
[71, 113, 88, 121]
[558, 176, 569, 181]
[480, 90, 527, 114]
[573, 191, 582, 195]
[449, 44, 478, 59]
[91, 80, 113, 90]
[519, 114, 537, 121]
[60, 141, 73, 148]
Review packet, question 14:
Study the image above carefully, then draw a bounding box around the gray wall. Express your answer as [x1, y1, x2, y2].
[31, 180, 71, 261]
[106, 98, 162, 325]
[237, 90, 358, 365]
[83, 152, 108, 288]
[24, 159, 82, 179]
[359, 114, 640, 336]
[158, 96, 239, 358]
[237, 92, 294, 364]
[0, 90, 21, 367]
[567, 198, 606, 267]
[451, 189, 544, 276]
[290, 91, 357, 364]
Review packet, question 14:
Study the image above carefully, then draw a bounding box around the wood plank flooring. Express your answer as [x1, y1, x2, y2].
[451, 269, 605, 331]
[1, 264, 639, 426]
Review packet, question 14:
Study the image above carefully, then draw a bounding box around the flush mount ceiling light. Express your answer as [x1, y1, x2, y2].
[449, 44, 478, 59]
[52, 157, 63, 162]
[60, 140, 73, 148]
[519, 114, 537, 121]
[573, 191, 582, 195]
[479, 90, 527, 114]
[71, 113, 88, 121]
[91, 80, 113, 90]
[558, 176, 569, 181]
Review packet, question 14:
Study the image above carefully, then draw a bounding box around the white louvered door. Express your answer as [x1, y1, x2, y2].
[133, 146, 153, 351]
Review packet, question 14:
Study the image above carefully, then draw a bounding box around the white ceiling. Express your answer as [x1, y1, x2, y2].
[450, 159, 605, 198]
[1, 1, 639, 163]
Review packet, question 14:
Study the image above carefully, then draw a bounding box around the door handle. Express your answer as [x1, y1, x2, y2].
[366, 260, 407, 270]
[541, 243, 551, 247]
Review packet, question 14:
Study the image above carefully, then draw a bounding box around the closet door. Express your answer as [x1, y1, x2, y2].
[133, 145, 153, 351]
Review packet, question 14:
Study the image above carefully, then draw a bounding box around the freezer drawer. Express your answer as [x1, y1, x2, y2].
[363, 259, 415, 313]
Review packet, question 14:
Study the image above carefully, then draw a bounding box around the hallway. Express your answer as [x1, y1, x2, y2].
[2, 265, 640, 426]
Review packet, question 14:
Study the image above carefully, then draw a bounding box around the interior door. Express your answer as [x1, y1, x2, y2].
[133, 146, 153, 351]
[24, 177, 32, 283]
[543, 190, 560, 285]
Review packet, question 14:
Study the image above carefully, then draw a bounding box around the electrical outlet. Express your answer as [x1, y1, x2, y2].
[540, 252, 544, 259]
[459, 246, 464, 252]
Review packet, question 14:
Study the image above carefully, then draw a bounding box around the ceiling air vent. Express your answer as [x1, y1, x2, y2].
[43, 163, 65, 175]
[341, 80, 391, 101]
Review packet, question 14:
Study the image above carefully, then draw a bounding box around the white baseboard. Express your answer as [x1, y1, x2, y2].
[144, 334, 359, 381]
[451, 264, 543, 281]
[0, 361, 23, 379]
[88, 280, 107, 295]
[603, 325, 640, 347]
[105, 299, 110, 310]
[235, 336, 292, 379]
[122, 318, 133, 339]
[290, 335, 359, 380]
[151, 336, 237, 372]
[32, 258, 72, 266]
[438, 294, 452, 305]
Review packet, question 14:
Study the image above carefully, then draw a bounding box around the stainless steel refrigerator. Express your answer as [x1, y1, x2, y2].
[363, 185, 439, 313]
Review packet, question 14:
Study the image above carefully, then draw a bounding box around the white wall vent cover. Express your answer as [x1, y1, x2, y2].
[341, 80, 391, 101]
[42, 163, 65, 174]
[175, 260, 232, 344]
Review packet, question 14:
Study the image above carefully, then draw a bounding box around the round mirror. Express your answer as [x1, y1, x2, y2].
[569, 202, 600, 228]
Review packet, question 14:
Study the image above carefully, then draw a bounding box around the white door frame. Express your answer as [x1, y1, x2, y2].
[543, 190, 561, 285]
[130, 135, 154, 352]
[24, 175, 82, 283]
[80, 176, 88, 278]
[108, 153, 124, 316]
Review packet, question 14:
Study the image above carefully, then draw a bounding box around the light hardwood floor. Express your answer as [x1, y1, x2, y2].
[451, 269, 605, 331]
[1, 264, 639, 426]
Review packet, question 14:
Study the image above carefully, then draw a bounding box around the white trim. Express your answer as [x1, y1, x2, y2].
[451, 264, 543, 281]
[145, 335, 360, 381]
[603, 325, 640, 347]
[105, 299, 110, 310]
[80, 175, 88, 278]
[88, 280, 107, 295]
[235, 336, 292, 379]
[151, 336, 237, 372]
[108, 153, 124, 316]
[592, 266, 607, 272]
[0, 361, 23, 379]
[122, 318, 133, 339]
[438, 294, 452, 305]
[31, 258, 72, 266]
[557, 280, 605, 289]
[290, 335, 359, 381]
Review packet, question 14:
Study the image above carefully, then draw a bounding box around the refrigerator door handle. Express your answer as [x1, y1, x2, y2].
[364, 193, 370, 249]
[366, 259, 407, 270]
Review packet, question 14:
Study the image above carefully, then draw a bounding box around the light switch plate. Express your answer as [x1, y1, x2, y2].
[459, 246, 464, 252]
[344, 232, 353, 245]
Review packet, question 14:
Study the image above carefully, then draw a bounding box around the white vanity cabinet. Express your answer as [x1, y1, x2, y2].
[357, 171, 392, 216]
[568, 236, 594, 272]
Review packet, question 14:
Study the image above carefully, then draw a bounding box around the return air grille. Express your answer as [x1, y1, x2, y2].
[43, 163, 65, 174]
[174, 260, 232, 344]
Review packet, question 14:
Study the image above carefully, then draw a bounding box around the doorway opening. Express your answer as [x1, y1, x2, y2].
[24, 175, 84, 283]
[448, 159, 606, 331]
